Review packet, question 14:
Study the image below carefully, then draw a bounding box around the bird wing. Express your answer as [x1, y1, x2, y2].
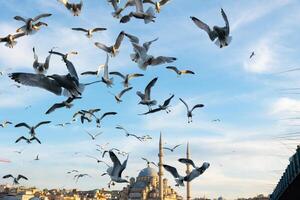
[118, 87, 133, 98]
[134, 0, 144, 12]
[163, 164, 180, 178]
[190, 16, 217, 41]
[100, 112, 117, 121]
[136, 91, 145, 100]
[33, 13, 52, 21]
[166, 66, 179, 74]
[143, 0, 155, 4]
[103, 53, 109, 79]
[162, 94, 174, 107]
[35, 121, 51, 129]
[14, 16, 27, 22]
[178, 158, 196, 168]
[150, 56, 176, 66]
[45, 102, 65, 114]
[191, 104, 204, 112]
[95, 42, 111, 53]
[124, 32, 139, 44]
[181, 70, 195, 75]
[179, 98, 189, 112]
[221, 8, 230, 35]
[132, 43, 147, 60]
[143, 37, 158, 52]
[44, 53, 51, 70]
[17, 175, 28, 181]
[64, 59, 79, 82]
[114, 31, 125, 49]
[144, 77, 158, 100]
[12, 32, 26, 39]
[15, 136, 30, 143]
[140, 107, 162, 115]
[128, 73, 144, 80]
[3, 174, 14, 179]
[92, 28, 107, 32]
[72, 28, 88, 32]
[119, 155, 129, 177]
[159, 0, 171, 6]
[109, 71, 126, 79]
[81, 71, 97, 75]
[109, 151, 121, 171]
[9, 73, 62, 95]
[15, 122, 31, 129]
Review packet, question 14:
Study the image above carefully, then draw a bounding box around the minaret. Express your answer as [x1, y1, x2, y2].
[186, 142, 191, 200]
[158, 132, 164, 200]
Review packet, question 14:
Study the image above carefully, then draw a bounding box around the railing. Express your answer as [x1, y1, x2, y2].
[270, 146, 300, 200]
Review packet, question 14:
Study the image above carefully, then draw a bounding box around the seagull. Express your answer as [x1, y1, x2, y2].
[140, 94, 174, 115]
[74, 173, 91, 183]
[73, 108, 101, 123]
[14, 149, 25, 154]
[14, 13, 52, 35]
[108, 87, 133, 103]
[249, 51, 255, 59]
[67, 169, 79, 174]
[45, 96, 81, 114]
[115, 125, 143, 142]
[0, 121, 12, 128]
[179, 98, 204, 123]
[191, 8, 231, 48]
[107, 0, 124, 18]
[142, 157, 157, 167]
[86, 155, 110, 166]
[163, 164, 185, 186]
[109, 71, 144, 88]
[0, 33, 26, 48]
[143, 0, 171, 13]
[71, 27, 107, 38]
[85, 130, 102, 140]
[166, 66, 195, 76]
[132, 42, 176, 70]
[212, 119, 221, 122]
[178, 158, 210, 182]
[34, 154, 39, 161]
[32, 47, 51, 74]
[94, 31, 125, 57]
[103, 150, 129, 188]
[120, 0, 156, 24]
[55, 122, 71, 127]
[2, 174, 28, 185]
[137, 77, 158, 110]
[14, 121, 51, 144]
[58, 0, 83, 16]
[163, 144, 181, 152]
[92, 112, 118, 128]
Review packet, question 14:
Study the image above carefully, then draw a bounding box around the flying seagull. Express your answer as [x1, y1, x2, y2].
[107, 0, 124, 18]
[45, 96, 81, 114]
[166, 66, 195, 76]
[0, 33, 26, 48]
[92, 112, 118, 128]
[249, 51, 255, 59]
[115, 125, 144, 142]
[74, 173, 91, 183]
[178, 158, 210, 182]
[33, 47, 51, 75]
[143, 0, 172, 13]
[191, 8, 231, 48]
[34, 154, 40, 161]
[140, 94, 174, 115]
[67, 169, 79, 174]
[0, 121, 12, 128]
[73, 108, 101, 124]
[94, 31, 125, 57]
[14, 121, 51, 144]
[102, 150, 129, 188]
[137, 77, 158, 110]
[179, 98, 204, 123]
[71, 27, 107, 38]
[109, 71, 144, 88]
[3, 174, 28, 185]
[108, 87, 133, 103]
[142, 157, 157, 167]
[85, 130, 102, 140]
[163, 164, 185, 186]
[86, 155, 110, 167]
[58, 0, 83, 16]
[56, 122, 72, 127]
[163, 144, 181, 152]
[14, 13, 52, 35]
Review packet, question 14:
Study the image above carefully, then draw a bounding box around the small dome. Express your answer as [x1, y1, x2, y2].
[138, 166, 158, 177]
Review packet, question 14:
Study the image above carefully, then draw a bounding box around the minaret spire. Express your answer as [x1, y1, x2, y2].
[158, 132, 164, 200]
[186, 142, 191, 200]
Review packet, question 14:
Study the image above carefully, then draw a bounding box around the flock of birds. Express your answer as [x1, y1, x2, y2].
[0, 0, 240, 191]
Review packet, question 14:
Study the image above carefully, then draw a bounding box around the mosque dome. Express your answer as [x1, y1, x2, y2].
[138, 166, 158, 177]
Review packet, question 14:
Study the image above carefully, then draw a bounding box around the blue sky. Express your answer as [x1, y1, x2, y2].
[1, 0, 300, 199]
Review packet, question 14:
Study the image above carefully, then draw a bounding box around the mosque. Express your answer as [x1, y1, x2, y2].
[118, 134, 192, 200]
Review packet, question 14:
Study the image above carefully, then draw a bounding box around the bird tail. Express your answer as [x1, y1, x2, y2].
[144, 7, 155, 24]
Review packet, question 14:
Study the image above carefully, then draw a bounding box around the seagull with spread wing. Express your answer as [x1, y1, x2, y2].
[163, 144, 181, 152]
[45, 96, 81, 114]
[163, 164, 185, 186]
[74, 173, 91, 183]
[107, 0, 124, 18]
[143, 0, 171, 13]
[73, 108, 101, 124]
[14, 13, 52, 35]
[94, 31, 125, 57]
[0, 33, 26, 48]
[3, 174, 28, 185]
[0, 121, 12, 128]
[140, 94, 174, 115]
[115, 125, 143, 142]
[166, 66, 195, 76]
[72, 27, 107, 38]
[92, 111, 118, 128]
[178, 158, 210, 182]
[137, 77, 158, 110]
[14, 121, 51, 144]
[84, 130, 102, 140]
[109, 71, 144, 88]
[179, 98, 204, 123]
[108, 87, 133, 103]
[32, 47, 52, 75]
[142, 157, 157, 167]
[191, 8, 231, 48]
[58, 0, 83, 16]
